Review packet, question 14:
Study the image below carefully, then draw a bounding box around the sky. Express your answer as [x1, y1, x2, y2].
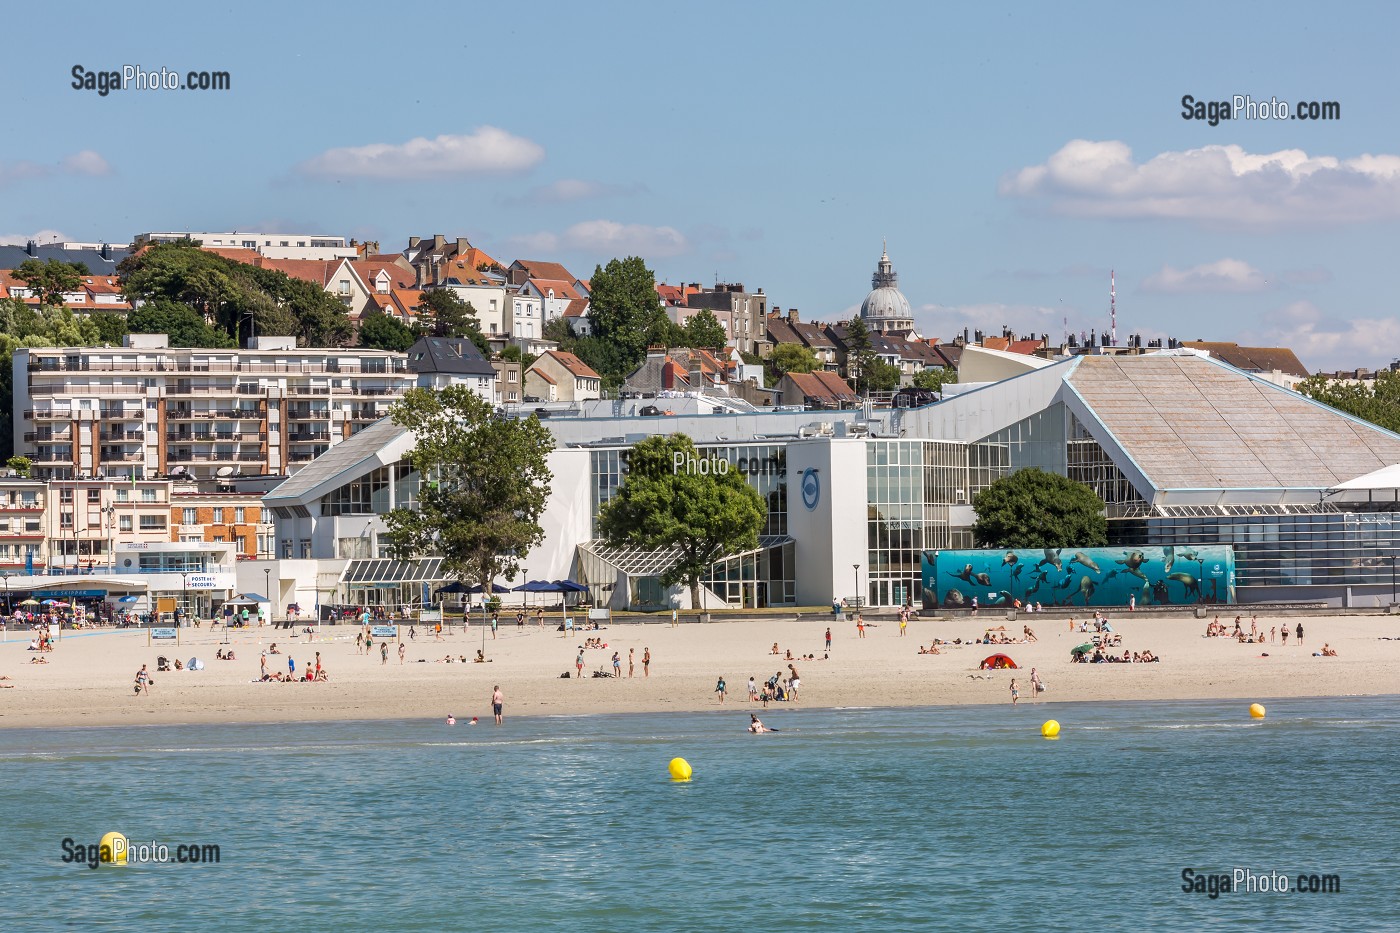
[4, 0, 1400, 370]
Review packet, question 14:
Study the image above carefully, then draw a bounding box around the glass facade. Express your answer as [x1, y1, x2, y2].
[1113, 510, 1400, 592]
[865, 440, 970, 608]
[1067, 412, 1147, 510]
[321, 462, 417, 516]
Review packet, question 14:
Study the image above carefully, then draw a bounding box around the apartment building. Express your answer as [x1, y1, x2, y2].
[171, 490, 274, 560]
[45, 478, 174, 571]
[0, 477, 47, 574]
[132, 231, 358, 260]
[14, 335, 418, 481]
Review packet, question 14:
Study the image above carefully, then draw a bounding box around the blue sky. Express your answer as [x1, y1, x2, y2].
[4, 1, 1399, 369]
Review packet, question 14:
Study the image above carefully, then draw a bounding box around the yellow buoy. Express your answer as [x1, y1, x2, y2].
[1249, 703, 1266, 719]
[668, 757, 693, 782]
[1041, 720, 1061, 739]
[99, 831, 129, 866]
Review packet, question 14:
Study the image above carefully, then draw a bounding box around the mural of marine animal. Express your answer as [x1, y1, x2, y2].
[1163, 546, 1175, 576]
[1077, 575, 1096, 605]
[974, 572, 992, 587]
[1036, 548, 1063, 572]
[1166, 572, 1201, 601]
[944, 588, 965, 607]
[1054, 574, 1076, 591]
[1116, 551, 1148, 581]
[1069, 552, 1101, 574]
[947, 564, 975, 583]
[1002, 552, 1018, 566]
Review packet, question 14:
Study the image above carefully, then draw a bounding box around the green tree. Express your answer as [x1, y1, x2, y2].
[419, 289, 478, 338]
[357, 312, 416, 352]
[597, 434, 765, 608]
[568, 335, 637, 392]
[128, 300, 236, 348]
[971, 467, 1108, 549]
[383, 386, 555, 593]
[11, 259, 87, 307]
[843, 316, 876, 394]
[1297, 371, 1400, 433]
[912, 366, 957, 394]
[0, 301, 103, 458]
[682, 308, 728, 352]
[866, 358, 902, 394]
[89, 311, 129, 346]
[542, 315, 573, 345]
[768, 343, 821, 376]
[587, 256, 665, 363]
[6, 455, 31, 478]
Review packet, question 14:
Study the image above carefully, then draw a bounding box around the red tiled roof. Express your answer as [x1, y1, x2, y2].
[544, 350, 601, 380]
[202, 247, 262, 264]
[512, 259, 574, 282]
[1006, 339, 1045, 356]
[529, 277, 582, 300]
[1181, 341, 1309, 378]
[562, 298, 589, 318]
[351, 260, 415, 291]
[257, 258, 339, 287]
[784, 370, 858, 405]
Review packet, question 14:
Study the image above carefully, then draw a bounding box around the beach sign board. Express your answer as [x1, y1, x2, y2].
[370, 625, 398, 639]
[148, 627, 179, 646]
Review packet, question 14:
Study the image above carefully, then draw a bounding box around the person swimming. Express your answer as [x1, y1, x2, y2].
[446, 715, 456, 725]
[748, 714, 778, 734]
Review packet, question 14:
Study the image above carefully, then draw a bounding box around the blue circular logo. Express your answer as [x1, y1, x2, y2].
[800, 468, 820, 511]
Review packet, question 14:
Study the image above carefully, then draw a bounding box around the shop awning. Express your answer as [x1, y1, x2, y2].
[342, 558, 446, 585]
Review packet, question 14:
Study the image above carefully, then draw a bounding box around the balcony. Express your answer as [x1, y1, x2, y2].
[99, 409, 142, 420]
[165, 452, 267, 464]
[290, 386, 331, 396]
[99, 430, 144, 442]
[287, 431, 331, 442]
[23, 431, 71, 443]
[99, 453, 145, 463]
[166, 408, 260, 420]
[32, 451, 73, 463]
[166, 431, 251, 442]
[24, 410, 71, 421]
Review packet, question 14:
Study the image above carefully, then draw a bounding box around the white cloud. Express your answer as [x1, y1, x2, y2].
[60, 150, 111, 176]
[0, 150, 112, 186]
[506, 178, 645, 205]
[1001, 139, 1400, 227]
[0, 229, 67, 246]
[509, 220, 689, 259]
[1142, 259, 1268, 294]
[297, 127, 543, 179]
[1238, 300, 1400, 372]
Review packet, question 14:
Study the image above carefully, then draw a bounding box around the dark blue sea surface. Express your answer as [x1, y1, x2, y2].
[2, 696, 1394, 931]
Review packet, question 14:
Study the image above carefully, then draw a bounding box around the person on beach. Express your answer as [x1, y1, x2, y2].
[381, 642, 389, 665]
[576, 648, 585, 677]
[1009, 678, 1019, 705]
[715, 675, 727, 702]
[491, 613, 498, 640]
[289, 656, 296, 678]
[671, 608, 679, 628]
[398, 642, 406, 665]
[356, 632, 364, 655]
[1296, 623, 1304, 645]
[134, 664, 150, 695]
[825, 627, 832, 651]
[260, 652, 267, 677]
[748, 676, 758, 701]
[1281, 626, 1289, 646]
[856, 615, 866, 639]
[1030, 668, 1043, 697]
[899, 614, 907, 637]
[628, 648, 635, 678]
[787, 664, 800, 701]
[643, 647, 651, 677]
[1270, 626, 1276, 644]
[492, 685, 504, 724]
[612, 651, 622, 678]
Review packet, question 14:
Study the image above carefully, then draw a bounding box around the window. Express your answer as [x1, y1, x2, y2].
[141, 488, 158, 503]
[116, 488, 129, 502]
[299, 539, 311, 558]
[213, 535, 225, 543]
[60, 512, 74, 530]
[88, 489, 101, 503]
[281, 539, 292, 559]
[214, 507, 225, 523]
[60, 489, 73, 504]
[182, 507, 198, 525]
[119, 516, 132, 532]
[139, 515, 166, 531]
[235, 507, 246, 524]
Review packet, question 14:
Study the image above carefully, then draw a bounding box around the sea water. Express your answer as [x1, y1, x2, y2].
[1, 696, 1395, 931]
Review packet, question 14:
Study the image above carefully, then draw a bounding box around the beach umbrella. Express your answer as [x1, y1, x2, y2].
[41, 599, 69, 607]
[1070, 643, 1094, 656]
[555, 580, 589, 593]
[19, 598, 39, 606]
[436, 581, 472, 595]
[117, 595, 140, 603]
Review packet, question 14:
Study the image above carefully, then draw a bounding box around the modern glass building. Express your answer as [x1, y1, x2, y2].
[265, 349, 1400, 609]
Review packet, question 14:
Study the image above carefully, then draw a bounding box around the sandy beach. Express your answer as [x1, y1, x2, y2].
[2, 612, 1398, 729]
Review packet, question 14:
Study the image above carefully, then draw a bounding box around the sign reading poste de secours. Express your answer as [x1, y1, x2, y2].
[370, 625, 398, 639]
[151, 628, 178, 641]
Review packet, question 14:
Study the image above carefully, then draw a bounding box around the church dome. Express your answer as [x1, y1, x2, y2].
[859, 243, 914, 333]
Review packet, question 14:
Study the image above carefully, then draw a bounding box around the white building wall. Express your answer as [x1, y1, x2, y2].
[513, 448, 592, 586]
[786, 438, 869, 608]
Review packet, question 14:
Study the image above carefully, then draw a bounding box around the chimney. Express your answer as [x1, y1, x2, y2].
[456, 238, 469, 255]
[408, 236, 421, 250]
[25, 240, 37, 256]
[100, 243, 111, 261]
[787, 308, 800, 325]
[433, 235, 446, 249]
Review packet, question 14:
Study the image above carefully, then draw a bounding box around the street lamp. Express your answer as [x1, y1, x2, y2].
[180, 569, 188, 627]
[264, 567, 272, 623]
[852, 563, 861, 611]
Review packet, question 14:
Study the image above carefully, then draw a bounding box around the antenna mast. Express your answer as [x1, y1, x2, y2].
[1109, 269, 1117, 347]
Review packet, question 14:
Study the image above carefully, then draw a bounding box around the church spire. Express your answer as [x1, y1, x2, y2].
[871, 242, 897, 290]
